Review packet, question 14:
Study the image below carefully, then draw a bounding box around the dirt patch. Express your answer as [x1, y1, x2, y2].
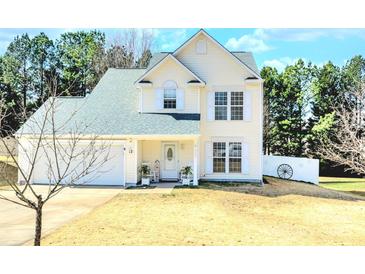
[202, 177, 364, 201]
[42, 177, 365, 246]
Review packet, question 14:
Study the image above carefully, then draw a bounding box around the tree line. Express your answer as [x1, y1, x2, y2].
[1, 29, 365, 175]
[261, 56, 365, 175]
[0, 29, 153, 134]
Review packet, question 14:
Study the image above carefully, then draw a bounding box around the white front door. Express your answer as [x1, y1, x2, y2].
[161, 143, 178, 179]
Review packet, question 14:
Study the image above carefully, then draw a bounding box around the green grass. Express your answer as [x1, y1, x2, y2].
[320, 176, 365, 197]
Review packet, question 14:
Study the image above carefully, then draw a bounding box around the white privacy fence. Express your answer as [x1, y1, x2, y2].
[263, 155, 319, 185]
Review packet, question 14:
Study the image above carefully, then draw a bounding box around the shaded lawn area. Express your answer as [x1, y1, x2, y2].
[43, 177, 365, 246]
[0, 161, 17, 190]
[320, 176, 365, 198]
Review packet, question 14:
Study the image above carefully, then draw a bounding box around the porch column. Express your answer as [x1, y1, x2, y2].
[193, 139, 199, 185]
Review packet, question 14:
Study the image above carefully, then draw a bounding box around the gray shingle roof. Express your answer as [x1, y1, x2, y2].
[18, 48, 259, 137]
[18, 69, 200, 136]
[232, 52, 260, 76]
[147, 53, 169, 69]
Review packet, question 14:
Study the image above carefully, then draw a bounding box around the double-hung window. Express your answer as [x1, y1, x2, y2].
[229, 142, 242, 173]
[214, 92, 228, 120]
[213, 142, 226, 173]
[212, 141, 242, 173]
[214, 91, 244, 120]
[164, 88, 176, 109]
[230, 92, 243, 120]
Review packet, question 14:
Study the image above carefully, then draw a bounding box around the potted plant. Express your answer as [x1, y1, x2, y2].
[181, 166, 193, 185]
[139, 165, 151, 185]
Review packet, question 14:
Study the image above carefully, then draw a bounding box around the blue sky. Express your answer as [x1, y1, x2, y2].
[1, 28, 365, 72]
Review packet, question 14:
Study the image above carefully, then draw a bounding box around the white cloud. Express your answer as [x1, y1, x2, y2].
[263, 57, 301, 71]
[225, 29, 271, 53]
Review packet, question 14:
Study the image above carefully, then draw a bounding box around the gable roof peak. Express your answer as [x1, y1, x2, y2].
[172, 29, 261, 79]
[134, 53, 205, 85]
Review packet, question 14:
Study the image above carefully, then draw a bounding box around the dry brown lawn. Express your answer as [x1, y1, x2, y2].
[43, 177, 365, 246]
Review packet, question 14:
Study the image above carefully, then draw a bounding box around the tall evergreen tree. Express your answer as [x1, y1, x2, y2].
[56, 30, 106, 96]
[307, 62, 342, 156]
[270, 60, 312, 156]
[0, 57, 22, 135]
[2, 34, 32, 110]
[30, 32, 56, 104]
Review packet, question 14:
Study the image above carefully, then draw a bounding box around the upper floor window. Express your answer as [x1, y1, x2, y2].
[163, 80, 177, 109]
[215, 92, 227, 120]
[231, 92, 243, 120]
[214, 91, 244, 120]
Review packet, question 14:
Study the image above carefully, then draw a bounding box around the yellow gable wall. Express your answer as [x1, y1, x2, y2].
[175, 32, 254, 85]
[141, 57, 200, 113]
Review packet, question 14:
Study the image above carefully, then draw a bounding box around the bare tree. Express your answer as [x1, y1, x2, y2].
[317, 80, 365, 175]
[0, 78, 111, 246]
[100, 29, 154, 70]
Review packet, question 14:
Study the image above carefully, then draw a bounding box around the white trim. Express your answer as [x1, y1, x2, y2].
[193, 139, 199, 185]
[163, 80, 178, 89]
[197, 87, 201, 113]
[134, 54, 206, 85]
[213, 91, 244, 121]
[227, 92, 231, 121]
[137, 82, 153, 87]
[173, 29, 262, 79]
[259, 81, 264, 180]
[210, 137, 246, 175]
[187, 82, 205, 87]
[245, 79, 264, 84]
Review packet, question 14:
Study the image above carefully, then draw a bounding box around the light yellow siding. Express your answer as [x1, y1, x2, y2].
[141, 58, 200, 113]
[125, 140, 138, 183]
[175, 33, 262, 181]
[175, 32, 254, 84]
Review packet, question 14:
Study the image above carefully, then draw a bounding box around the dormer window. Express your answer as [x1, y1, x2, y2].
[163, 80, 177, 109]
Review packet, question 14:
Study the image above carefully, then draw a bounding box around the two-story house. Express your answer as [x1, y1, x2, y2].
[17, 29, 263, 186]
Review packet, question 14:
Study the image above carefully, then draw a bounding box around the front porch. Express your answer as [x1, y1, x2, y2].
[124, 136, 200, 186]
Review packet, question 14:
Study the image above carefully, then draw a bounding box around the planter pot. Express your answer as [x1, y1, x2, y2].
[182, 178, 190, 185]
[142, 177, 150, 185]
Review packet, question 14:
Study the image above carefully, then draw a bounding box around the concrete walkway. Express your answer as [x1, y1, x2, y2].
[123, 182, 179, 194]
[0, 186, 121, 246]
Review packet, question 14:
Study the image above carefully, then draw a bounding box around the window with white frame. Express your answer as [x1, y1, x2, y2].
[214, 92, 228, 120]
[213, 142, 226, 173]
[214, 91, 244, 120]
[163, 81, 177, 109]
[213, 141, 242, 173]
[231, 92, 244, 120]
[229, 142, 242, 173]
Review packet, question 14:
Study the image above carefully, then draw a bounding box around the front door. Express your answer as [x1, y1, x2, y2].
[161, 143, 178, 180]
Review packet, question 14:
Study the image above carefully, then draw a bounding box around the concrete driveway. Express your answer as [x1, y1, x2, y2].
[0, 186, 121, 246]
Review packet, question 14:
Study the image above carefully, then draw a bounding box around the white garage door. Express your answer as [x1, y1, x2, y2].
[31, 142, 125, 186]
